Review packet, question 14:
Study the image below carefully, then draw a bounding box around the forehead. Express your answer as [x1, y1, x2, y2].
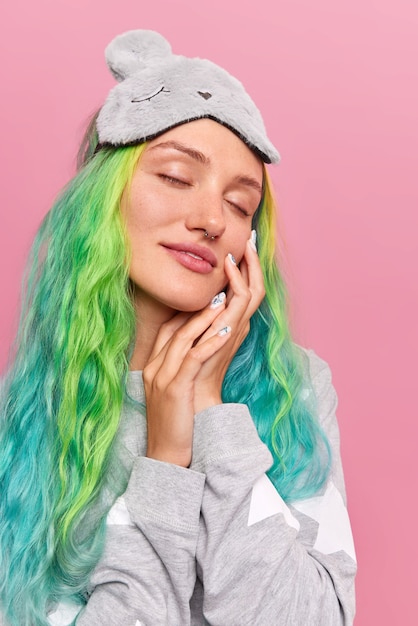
[144, 119, 264, 183]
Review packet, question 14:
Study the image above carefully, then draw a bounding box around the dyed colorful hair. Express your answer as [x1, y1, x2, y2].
[223, 174, 331, 498]
[0, 141, 144, 624]
[0, 119, 330, 625]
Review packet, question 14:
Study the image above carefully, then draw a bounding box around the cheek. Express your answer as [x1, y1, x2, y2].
[122, 199, 158, 240]
[227, 225, 251, 263]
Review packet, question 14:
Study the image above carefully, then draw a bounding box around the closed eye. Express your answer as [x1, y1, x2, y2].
[226, 199, 251, 217]
[158, 174, 191, 187]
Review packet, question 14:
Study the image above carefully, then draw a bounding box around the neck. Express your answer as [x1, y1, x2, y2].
[129, 290, 177, 371]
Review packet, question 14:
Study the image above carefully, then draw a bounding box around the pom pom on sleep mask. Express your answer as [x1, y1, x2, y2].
[96, 30, 280, 164]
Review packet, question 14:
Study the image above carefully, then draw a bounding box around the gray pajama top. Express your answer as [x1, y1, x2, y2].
[2, 347, 357, 625]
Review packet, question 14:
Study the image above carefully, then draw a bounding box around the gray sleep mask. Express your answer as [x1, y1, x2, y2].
[96, 30, 280, 164]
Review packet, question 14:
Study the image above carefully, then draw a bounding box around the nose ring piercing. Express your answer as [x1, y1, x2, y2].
[204, 231, 216, 241]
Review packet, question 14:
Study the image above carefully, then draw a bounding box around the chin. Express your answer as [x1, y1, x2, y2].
[131, 281, 227, 316]
[166, 294, 215, 313]
[167, 283, 230, 312]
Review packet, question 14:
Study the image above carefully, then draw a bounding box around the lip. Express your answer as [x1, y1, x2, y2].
[162, 242, 218, 266]
[161, 242, 218, 274]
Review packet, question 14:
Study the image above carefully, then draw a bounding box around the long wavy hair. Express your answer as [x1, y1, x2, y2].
[0, 116, 330, 624]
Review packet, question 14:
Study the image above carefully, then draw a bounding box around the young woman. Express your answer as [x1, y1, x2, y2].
[0, 30, 356, 625]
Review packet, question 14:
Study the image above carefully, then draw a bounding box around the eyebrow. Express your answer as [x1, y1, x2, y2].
[149, 140, 210, 165]
[150, 140, 263, 194]
[235, 175, 263, 194]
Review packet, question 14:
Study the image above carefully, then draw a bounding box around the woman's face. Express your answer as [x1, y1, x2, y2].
[122, 118, 263, 316]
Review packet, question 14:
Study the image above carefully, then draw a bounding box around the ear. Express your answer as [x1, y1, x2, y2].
[105, 30, 172, 82]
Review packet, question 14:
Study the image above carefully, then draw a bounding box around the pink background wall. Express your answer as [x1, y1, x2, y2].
[1, 1, 417, 623]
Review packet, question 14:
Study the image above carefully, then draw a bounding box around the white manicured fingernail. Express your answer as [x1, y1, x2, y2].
[249, 229, 257, 251]
[210, 292, 226, 308]
[228, 253, 236, 265]
[218, 325, 231, 336]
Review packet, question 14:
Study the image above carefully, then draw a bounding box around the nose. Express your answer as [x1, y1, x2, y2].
[185, 188, 226, 239]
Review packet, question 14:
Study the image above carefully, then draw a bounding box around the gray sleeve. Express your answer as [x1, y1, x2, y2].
[190, 349, 356, 626]
[73, 456, 205, 626]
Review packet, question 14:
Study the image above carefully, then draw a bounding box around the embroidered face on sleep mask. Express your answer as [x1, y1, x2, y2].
[96, 29, 280, 164]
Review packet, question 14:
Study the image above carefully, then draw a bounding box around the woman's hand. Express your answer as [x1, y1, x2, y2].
[142, 298, 230, 467]
[142, 234, 264, 467]
[192, 236, 265, 413]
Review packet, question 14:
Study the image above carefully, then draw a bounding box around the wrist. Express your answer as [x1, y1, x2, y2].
[146, 446, 192, 468]
[194, 394, 223, 414]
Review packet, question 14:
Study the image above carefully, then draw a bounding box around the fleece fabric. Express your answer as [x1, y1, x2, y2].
[96, 30, 280, 164]
[0, 347, 357, 625]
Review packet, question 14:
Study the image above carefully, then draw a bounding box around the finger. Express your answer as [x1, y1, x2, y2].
[146, 293, 227, 376]
[147, 312, 193, 363]
[227, 236, 265, 307]
[197, 240, 264, 344]
[172, 324, 232, 385]
[221, 251, 253, 314]
[148, 291, 227, 362]
[196, 254, 251, 343]
[243, 236, 266, 307]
